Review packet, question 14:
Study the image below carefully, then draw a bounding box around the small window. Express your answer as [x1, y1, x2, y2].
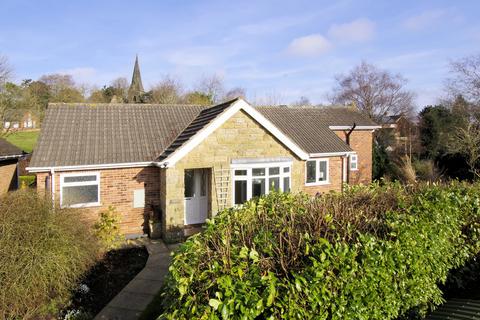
[61, 173, 100, 207]
[235, 170, 247, 176]
[305, 159, 329, 185]
[252, 168, 265, 176]
[184, 170, 194, 197]
[350, 154, 358, 170]
[306, 161, 316, 183]
[318, 160, 328, 182]
[269, 167, 280, 175]
[283, 167, 290, 173]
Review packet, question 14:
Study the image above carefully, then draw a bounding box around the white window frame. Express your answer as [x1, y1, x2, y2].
[305, 158, 330, 186]
[231, 162, 292, 206]
[60, 172, 101, 208]
[350, 154, 358, 171]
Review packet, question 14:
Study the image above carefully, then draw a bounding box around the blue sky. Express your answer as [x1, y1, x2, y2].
[1, 0, 479, 107]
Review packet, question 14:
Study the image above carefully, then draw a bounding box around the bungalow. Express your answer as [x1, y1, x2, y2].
[27, 98, 380, 240]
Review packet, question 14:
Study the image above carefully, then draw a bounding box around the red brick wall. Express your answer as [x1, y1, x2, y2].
[334, 130, 373, 184]
[36, 166, 160, 235]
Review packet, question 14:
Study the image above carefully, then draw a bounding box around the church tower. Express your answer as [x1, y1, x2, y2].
[128, 55, 145, 103]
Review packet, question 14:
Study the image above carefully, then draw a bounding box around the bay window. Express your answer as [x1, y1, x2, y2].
[305, 159, 329, 185]
[232, 163, 292, 205]
[60, 172, 100, 207]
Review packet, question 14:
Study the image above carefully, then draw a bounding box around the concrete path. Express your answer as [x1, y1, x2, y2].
[94, 240, 172, 320]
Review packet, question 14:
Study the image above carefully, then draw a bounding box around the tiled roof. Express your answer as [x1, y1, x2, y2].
[157, 98, 239, 160]
[29, 103, 204, 167]
[427, 299, 480, 319]
[0, 138, 23, 160]
[30, 101, 378, 168]
[257, 107, 376, 154]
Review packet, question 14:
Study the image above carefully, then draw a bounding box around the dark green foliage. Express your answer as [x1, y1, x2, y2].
[373, 142, 393, 180]
[0, 190, 100, 319]
[153, 183, 480, 320]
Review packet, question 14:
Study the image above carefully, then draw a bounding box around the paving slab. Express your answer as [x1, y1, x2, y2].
[123, 279, 164, 295]
[94, 240, 172, 320]
[95, 307, 142, 320]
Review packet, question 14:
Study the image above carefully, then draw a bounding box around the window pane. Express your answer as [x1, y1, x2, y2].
[234, 170, 247, 176]
[184, 170, 194, 197]
[283, 167, 290, 173]
[269, 177, 280, 191]
[306, 161, 316, 183]
[234, 180, 247, 205]
[283, 177, 290, 192]
[64, 175, 97, 183]
[252, 178, 265, 197]
[62, 185, 98, 206]
[200, 170, 207, 196]
[319, 161, 328, 182]
[269, 167, 280, 175]
[252, 168, 265, 176]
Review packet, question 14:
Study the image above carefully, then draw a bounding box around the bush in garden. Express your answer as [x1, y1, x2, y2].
[93, 206, 122, 250]
[153, 182, 480, 320]
[0, 189, 100, 319]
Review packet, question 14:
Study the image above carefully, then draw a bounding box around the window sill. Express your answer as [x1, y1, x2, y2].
[61, 202, 101, 209]
[350, 168, 359, 171]
[305, 182, 330, 187]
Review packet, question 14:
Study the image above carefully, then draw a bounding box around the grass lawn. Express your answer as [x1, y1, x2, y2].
[5, 130, 40, 153]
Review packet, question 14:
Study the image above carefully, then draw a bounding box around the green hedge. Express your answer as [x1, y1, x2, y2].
[0, 190, 100, 319]
[152, 182, 480, 319]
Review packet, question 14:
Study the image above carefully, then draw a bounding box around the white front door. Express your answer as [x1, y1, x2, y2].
[184, 169, 208, 225]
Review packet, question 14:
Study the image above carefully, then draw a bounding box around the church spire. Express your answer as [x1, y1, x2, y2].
[128, 55, 145, 103]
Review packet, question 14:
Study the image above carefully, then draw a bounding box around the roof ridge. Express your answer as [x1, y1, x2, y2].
[47, 102, 206, 108]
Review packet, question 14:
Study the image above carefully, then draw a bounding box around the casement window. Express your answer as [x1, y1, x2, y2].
[350, 154, 358, 171]
[305, 159, 329, 185]
[232, 163, 291, 205]
[60, 172, 100, 208]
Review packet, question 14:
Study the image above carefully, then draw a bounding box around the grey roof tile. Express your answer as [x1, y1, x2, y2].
[29, 103, 204, 167]
[0, 138, 24, 159]
[30, 102, 377, 168]
[256, 107, 378, 154]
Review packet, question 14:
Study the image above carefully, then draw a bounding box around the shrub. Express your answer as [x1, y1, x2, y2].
[154, 182, 480, 320]
[0, 190, 100, 319]
[93, 206, 122, 250]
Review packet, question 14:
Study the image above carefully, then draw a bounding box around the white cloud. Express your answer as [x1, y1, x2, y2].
[403, 9, 446, 30]
[327, 18, 375, 43]
[287, 34, 332, 57]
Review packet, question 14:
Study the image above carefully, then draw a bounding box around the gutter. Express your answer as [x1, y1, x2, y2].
[0, 154, 24, 161]
[308, 151, 355, 158]
[27, 161, 153, 173]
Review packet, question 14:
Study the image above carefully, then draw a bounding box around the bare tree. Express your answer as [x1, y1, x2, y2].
[224, 87, 246, 101]
[38, 74, 84, 102]
[292, 96, 312, 107]
[448, 122, 480, 179]
[0, 55, 13, 89]
[251, 90, 286, 106]
[330, 61, 415, 122]
[196, 74, 225, 103]
[151, 76, 183, 104]
[447, 54, 480, 105]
